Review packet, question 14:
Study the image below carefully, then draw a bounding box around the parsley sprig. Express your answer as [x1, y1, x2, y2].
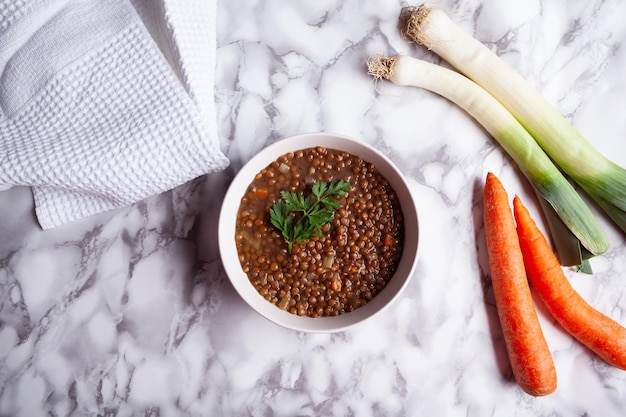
[270, 180, 350, 253]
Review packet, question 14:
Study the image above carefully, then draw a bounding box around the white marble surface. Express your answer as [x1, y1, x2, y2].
[2, 0, 626, 415]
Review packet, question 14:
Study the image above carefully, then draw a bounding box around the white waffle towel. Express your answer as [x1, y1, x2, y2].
[0, 0, 229, 229]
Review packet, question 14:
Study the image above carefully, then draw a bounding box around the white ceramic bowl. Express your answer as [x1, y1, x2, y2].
[218, 132, 419, 333]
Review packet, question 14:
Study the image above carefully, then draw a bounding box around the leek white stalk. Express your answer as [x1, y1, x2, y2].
[367, 54, 609, 256]
[402, 4, 626, 229]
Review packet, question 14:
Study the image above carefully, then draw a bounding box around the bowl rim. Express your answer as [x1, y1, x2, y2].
[218, 132, 419, 333]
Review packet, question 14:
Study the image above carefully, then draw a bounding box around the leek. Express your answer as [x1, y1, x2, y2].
[401, 4, 626, 232]
[367, 54, 609, 256]
[534, 188, 593, 273]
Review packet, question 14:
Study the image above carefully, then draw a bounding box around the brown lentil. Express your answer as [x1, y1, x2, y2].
[235, 147, 404, 317]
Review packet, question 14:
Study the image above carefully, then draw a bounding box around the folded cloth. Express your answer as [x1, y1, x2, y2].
[131, 0, 220, 137]
[0, 0, 229, 229]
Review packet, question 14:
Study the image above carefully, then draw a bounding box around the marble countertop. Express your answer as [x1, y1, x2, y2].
[2, 0, 626, 415]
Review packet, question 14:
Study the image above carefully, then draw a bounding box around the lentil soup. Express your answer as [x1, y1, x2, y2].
[235, 146, 404, 317]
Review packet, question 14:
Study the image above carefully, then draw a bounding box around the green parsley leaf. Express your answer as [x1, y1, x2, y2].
[270, 179, 350, 253]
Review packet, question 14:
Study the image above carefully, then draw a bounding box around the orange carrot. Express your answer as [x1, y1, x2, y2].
[513, 195, 626, 370]
[483, 172, 557, 396]
[255, 187, 269, 199]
